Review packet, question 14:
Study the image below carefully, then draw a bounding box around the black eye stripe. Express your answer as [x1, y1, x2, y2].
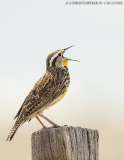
[58, 53, 61, 56]
[52, 56, 58, 67]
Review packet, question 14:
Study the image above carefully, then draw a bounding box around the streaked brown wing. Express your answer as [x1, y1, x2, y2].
[14, 68, 67, 122]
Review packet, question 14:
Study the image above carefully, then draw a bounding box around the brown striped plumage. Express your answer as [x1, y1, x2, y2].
[7, 45, 77, 141]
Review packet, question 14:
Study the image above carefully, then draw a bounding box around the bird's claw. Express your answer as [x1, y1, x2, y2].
[41, 125, 60, 130]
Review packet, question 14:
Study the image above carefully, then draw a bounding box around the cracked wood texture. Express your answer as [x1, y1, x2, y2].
[31, 126, 99, 160]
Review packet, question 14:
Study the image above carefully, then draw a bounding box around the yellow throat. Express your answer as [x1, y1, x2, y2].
[62, 59, 68, 68]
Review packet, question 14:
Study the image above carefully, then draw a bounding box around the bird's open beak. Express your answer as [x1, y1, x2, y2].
[64, 57, 79, 62]
[62, 45, 79, 62]
[64, 45, 75, 51]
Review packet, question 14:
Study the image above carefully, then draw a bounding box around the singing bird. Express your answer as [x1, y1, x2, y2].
[7, 45, 78, 141]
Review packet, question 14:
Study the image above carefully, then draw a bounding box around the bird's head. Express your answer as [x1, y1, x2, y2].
[46, 45, 78, 70]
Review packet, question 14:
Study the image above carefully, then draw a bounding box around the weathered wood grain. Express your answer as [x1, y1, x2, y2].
[31, 126, 99, 160]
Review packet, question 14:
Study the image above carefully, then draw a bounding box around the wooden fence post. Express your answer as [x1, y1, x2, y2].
[31, 126, 99, 160]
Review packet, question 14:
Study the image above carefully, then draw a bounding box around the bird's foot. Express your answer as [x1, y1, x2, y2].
[41, 125, 60, 130]
[52, 124, 60, 128]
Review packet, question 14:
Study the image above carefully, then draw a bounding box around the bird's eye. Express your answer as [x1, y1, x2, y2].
[58, 53, 61, 56]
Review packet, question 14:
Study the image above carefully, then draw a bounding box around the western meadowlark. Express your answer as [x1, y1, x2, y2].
[7, 45, 78, 141]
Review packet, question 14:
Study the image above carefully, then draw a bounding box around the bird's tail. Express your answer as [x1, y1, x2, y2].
[6, 119, 22, 141]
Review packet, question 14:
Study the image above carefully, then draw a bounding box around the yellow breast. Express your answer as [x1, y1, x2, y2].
[49, 88, 68, 107]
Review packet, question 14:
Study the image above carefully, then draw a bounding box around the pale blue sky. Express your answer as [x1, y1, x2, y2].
[0, 1, 124, 160]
